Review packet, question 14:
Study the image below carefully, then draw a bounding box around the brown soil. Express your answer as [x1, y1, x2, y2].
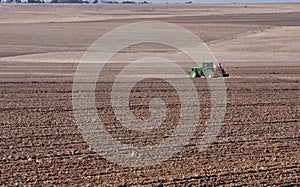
[0, 3, 299, 186]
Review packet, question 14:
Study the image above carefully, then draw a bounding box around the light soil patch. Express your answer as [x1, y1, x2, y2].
[211, 26, 300, 67]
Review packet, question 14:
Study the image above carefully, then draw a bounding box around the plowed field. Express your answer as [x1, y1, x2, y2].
[0, 3, 299, 186]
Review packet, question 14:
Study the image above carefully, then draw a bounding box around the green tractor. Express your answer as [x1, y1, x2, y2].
[188, 62, 229, 78]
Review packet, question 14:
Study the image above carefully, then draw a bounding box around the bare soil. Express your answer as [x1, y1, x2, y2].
[0, 3, 299, 186]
